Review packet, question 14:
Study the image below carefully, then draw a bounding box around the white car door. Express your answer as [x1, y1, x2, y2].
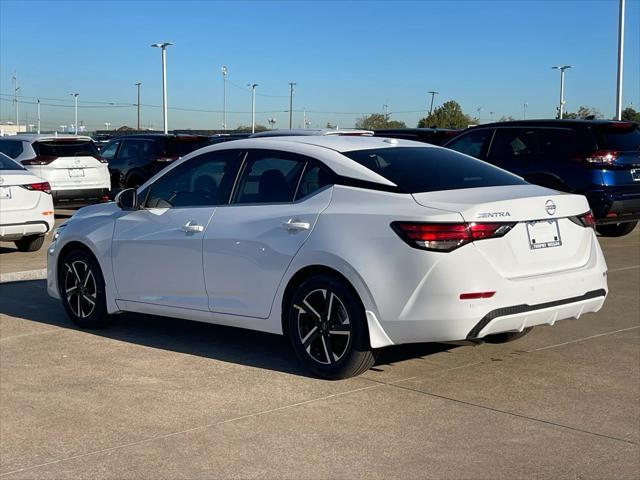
[112, 150, 243, 311]
[203, 150, 333, 318]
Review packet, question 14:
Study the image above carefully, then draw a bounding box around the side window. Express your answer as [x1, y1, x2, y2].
[232, 150, 306, 204]
[538, 129, 579, 161]
[295, 164, 334, 200]
[100, 141, 120, 160]
[145, 150, 243, 208]
[488, 129, 538, 167]
[118, 140, 143, 159]
[0, 140, 24, 159]
[447, 129, 493, 159]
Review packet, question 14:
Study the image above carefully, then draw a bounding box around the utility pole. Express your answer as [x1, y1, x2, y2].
[248, 83, 258, 133]
[12, 72, 19, 132]
[477, 106, 483, 124]
[552, 65, 572, 119]
[427, 91, 438, 117]
[615, 0, 625, 120]
[383, 103, 389, 120]
[303, 107, 307, 128]
[37, 98, 41, 134]
[71, 93, 79, 134]
[151, 42, 174, 134]
[222, 66, 228, 130]
[135, 82, 141, 130]
[288, 82, 296, 129]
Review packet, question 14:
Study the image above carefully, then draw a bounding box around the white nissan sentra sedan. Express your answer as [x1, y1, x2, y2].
[47, 136, 608, 379]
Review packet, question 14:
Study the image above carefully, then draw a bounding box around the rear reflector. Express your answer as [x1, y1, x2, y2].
[21, 182, 51, 194]
[460, 291, 495, 300]
[391, 222, 515, 252]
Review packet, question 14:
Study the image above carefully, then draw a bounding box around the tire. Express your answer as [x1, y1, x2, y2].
[483, 327, 533, 344]
[287, 274, 377, 380]
[596, 221, 638, 237]
[14, 235, 45, 252]
[58, 249, 113, 329]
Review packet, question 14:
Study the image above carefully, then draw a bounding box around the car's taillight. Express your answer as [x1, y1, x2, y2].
[569, 211, 596, 229]
[21, 181, 51, 194]
[391, 222, 515, 252]
[583, 150, 620, 166]
[97, 156, 109, 164]
[21, 156, 57, 165]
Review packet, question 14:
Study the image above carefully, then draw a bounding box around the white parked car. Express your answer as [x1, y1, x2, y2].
[0, 152, 55, 251]
[47, 137, 608, 378]
[0, 135, 110, 204]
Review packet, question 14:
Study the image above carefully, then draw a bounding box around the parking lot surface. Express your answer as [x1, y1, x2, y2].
[0, 224, 638, 479]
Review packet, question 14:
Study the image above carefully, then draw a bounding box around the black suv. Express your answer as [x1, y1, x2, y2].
[374, 128, 460, 146]
[100, 134, 211, 190]
[445, 120, 640, 236]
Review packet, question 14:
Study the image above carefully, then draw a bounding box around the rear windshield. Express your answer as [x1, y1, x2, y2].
[166, 138, 210, 156]
[0, 140, 24, 159]
[0, 153, 24, 170]
[34, 140, 99, 157]
[343, 147, 527, 193]
[594, 124, 640, 151]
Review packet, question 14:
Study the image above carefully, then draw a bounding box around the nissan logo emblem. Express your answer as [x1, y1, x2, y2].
[545, 200, 556, 216]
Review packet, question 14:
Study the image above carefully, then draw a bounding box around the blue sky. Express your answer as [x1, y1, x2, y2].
[0, 0, 638, 131]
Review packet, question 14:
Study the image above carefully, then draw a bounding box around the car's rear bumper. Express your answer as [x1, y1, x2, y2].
[586, 186, 640, 224]
[52, 188, 109, 204]
[0, 220, 52, 240]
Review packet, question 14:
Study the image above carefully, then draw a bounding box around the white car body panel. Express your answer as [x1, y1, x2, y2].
[0, 164, 54, 240]
[47, 138, 608, 351]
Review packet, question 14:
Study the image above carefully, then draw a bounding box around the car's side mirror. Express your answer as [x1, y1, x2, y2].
[115, 188, 139, 210]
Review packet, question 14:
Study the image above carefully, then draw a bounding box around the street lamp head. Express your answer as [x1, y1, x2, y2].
[221, 65, 227, 75]
[151, 42, 174, 49]
[552, 65, 573, 71]
[135, 82, 141, 86]
[70, 93, 79, 97]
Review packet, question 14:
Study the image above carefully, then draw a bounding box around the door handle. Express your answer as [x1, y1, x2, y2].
[182, 220, 204, 233]
[282, 218, 310, 231]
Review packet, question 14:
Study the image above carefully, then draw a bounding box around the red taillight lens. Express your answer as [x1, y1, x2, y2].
[21, 156, 57, 165]
[583, 150, 620, 166]
[569, 211, 596, 229]
[460, 291, 495, 300]
[22, 182, 51, 194]
[392, 222, 515, 252]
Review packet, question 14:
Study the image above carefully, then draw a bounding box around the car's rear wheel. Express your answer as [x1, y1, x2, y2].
[14, 234, 45, 252]
[596, 221, 637, 237]
[287, 274, 376, 379]
[483, 327, 533, 344]
[58, 250, 112, 329]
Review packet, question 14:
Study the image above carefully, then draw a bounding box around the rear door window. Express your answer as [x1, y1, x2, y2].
[0, 140, 24, 159]
[537, 128, 580, 161]
[343, 147, 526, 193]
[446, 129, 493, 158]
[593, 124, 640, 151]
[34, 140, 99, 157]
[100, 141, 120, 160]
[487, 128, 538, 168]
[165, 137, 210, 157]
[232, 150, 306, 204]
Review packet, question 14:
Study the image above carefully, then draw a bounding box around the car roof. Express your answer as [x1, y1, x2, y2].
[250, 128, 373, 138]
[374, 128, 459, 133]
[8, 134, 94, 142]
[237, 134, 430, 152]
[467, 119, 638, 129]
[106, 133, 210, 141]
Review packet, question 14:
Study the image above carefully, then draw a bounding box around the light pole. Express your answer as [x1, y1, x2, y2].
[288, 82, 296, 129]
[12, 72, 19, 132]
[104, 122, 111, 130]
[151, 42, 173, 134]
[221, 66, 228, 130]
[248, 83, 258, 133]
[523, 102, 528, 120]
[135, 82, 141, 130]
[552, 65, 572, 119]
[615, 0, 625, 120]
[70, 93, 79, 134]
[427, 91, 438, 117]
[37, 98, 41, 134]
[477, 106, 483, 124]
[383, 103, 389, 120]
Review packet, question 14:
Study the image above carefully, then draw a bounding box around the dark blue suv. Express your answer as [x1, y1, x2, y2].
[445, 120, 640, 236]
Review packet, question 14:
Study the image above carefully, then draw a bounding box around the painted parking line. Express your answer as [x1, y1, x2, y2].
[607, 265, 640, 273]
[0, 269, 47, 284]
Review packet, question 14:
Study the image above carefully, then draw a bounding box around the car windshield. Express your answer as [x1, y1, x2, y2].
[594, 123, 640, 151]
[34, 140, 100, 157]
[0, 153, 24, 170]
[166, 138, 210, 156]
[343, 146, 527, 193]
[0, 140, 24, 159]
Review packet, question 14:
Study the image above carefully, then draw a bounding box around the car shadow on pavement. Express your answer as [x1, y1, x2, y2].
[0, 280, 457, 378]
[0, 245, 18, 254]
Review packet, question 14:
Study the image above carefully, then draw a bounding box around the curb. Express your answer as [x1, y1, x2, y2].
[0, 269, 47, 284]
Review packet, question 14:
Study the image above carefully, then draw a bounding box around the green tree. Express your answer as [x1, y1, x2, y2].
[498, 115, 516, 122]
[417, 101, 474, 129]
[235, 124, 268, 133]
[621, 107, 640, 122]
[355, 113, 406, 130]
[559, 106, 601, 120]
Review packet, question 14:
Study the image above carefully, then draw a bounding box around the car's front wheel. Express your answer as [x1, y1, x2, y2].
[58, 249, 112, 329]
[14, 234, 44, 252]
[596, 221, 637, 237]
[287, 274, 377, 379]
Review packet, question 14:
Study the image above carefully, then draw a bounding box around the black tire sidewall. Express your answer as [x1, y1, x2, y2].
[287, 274, 373, 379]
[58, 250, 110, 329]
[596, 221, 637, 237]
[15, 235, 44, 252]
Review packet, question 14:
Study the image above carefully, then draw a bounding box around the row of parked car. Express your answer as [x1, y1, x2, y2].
[0, 119, 638, 253]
